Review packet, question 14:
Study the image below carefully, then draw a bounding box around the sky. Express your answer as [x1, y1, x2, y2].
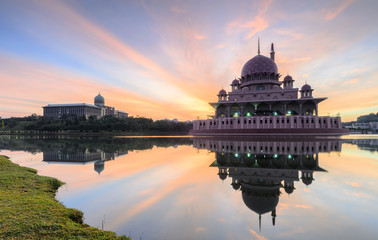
[0, 0, 377, 121]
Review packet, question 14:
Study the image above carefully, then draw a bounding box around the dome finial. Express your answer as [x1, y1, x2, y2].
[257, 38, 261, 55]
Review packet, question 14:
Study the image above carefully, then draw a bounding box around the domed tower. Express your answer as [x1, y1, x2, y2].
[218, 89, 227, 102]
[218, 167, 228, 181]
[283, 75, 294, 89]
[300, 84, 313, 98]
[94, 93, 105, 107]
[283, 179, 295, 195]
[301, 171, 314, 186]
[231, 79, 240, 91]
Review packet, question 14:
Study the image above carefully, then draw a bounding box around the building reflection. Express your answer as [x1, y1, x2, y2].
[43, 150, 128, 174]
[194, 138, 342, 229]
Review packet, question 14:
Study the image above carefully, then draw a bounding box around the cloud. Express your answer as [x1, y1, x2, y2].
[249, 228, 269, 240]
[276, 29, 304, 40]
[242, 16, 269, 39]
[194, 34, 206, 40]
[323, 0, 354, 20]
[226, 0, 272, 38]
[295, 205, 312, 209]
[170, 6, 186, 14]
[195, 227, 206, 233]
[343, 78, 359, 85]
[345, 181, 359, 187]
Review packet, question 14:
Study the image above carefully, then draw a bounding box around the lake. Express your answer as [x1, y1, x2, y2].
[1, 135, 378, 240]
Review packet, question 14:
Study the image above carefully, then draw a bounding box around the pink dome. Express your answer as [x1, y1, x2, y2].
[284, 75, 293, 81]
[241, 55, 278, 77]
[218, 89, 227, 95]
[232, 79, 240, 85]
[301, 84, 312, 91]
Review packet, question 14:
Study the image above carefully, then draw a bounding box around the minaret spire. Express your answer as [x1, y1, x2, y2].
[259, 214, 261, 232]
[257, 38, 261, 55]
[271, 208, 276, 226]
[270, 43, 275, 61]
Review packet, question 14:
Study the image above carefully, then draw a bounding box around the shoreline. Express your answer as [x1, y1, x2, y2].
[0, 155, 129, 239]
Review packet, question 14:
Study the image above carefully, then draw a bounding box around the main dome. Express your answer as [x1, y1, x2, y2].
[94, 93, 105, 104]
[241, 55, 278, 77]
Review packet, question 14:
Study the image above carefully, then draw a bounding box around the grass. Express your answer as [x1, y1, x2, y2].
[0, 155, 129, 240]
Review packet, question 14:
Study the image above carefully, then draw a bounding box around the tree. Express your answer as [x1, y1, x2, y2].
[1, 120, 4, 129]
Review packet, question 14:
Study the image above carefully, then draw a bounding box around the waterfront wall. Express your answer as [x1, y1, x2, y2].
[193, 116, 342, 131]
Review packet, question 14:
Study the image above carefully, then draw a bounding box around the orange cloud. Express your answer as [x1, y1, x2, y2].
[323, 0, 354, 20]
[226, 0, 272, 38]
[345, 181, 359, 187]
[295, 205, 312, 209]
[194, 34, 206, 40]
[249, 228, 269, 240]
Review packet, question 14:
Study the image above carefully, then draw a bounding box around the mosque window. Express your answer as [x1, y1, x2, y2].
[257, 85, 265, 90]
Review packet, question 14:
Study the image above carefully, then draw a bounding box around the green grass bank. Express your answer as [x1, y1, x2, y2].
[0, 155, 129, 240]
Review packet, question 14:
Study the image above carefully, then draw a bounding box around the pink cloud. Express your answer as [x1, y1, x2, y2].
[323, 0, 354, 20]
[249, 228, 269, 240]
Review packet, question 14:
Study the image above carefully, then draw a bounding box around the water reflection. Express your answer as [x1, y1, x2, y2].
[194, 138, 342, 230]
[1, 135, 378, 239]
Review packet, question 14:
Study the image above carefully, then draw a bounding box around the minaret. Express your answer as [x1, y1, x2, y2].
[257, 38, 261, 55]
[259, 214, 261, 232]
[271, 208, 276, 226]
[270, 43, 275, 61]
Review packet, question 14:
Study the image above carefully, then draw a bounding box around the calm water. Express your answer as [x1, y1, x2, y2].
[1, 135, 378, 240]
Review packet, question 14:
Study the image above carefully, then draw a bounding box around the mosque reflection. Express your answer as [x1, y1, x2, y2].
[194, 138, 342, 229]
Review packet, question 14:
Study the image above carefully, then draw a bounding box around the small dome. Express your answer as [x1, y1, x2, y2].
[231, 182, 241, 190]
[218, 89, 227, 95]
[241, 55, 278, 78]
[301, 84, 312, 91]
[219, 172, 227, 180]
[94, 93, 105, 104]
[284, 75, 293, 81]
[302, 177, 313, 186]
[272, 85, 280, 90]
[284, 186, 294, 194]
[232, 79, 240, 85]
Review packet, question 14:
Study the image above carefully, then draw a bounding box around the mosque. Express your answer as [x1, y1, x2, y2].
[43, 93, 128, 120]
[190, 41, 349, 136]
[194, 138, 342, 230]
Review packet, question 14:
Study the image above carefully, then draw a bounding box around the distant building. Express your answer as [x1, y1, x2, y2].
[43, 93, 128, 120]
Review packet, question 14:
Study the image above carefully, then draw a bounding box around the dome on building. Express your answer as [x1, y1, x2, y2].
[301, 84, 312, 91]
[218, 89, 227, 95]
[241, 55, 278, 77]
[242, 190, 279, 215]
[94, 161, 104, 174]
[284, 186, 294, 194]
[232, 182, 241, 190]
[302, 177, 313, 186]
[232, 79, 240, 85]
[219, 172, 227, 180]
[284, 75, 293, 81]
[94, 93, 105, 105]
